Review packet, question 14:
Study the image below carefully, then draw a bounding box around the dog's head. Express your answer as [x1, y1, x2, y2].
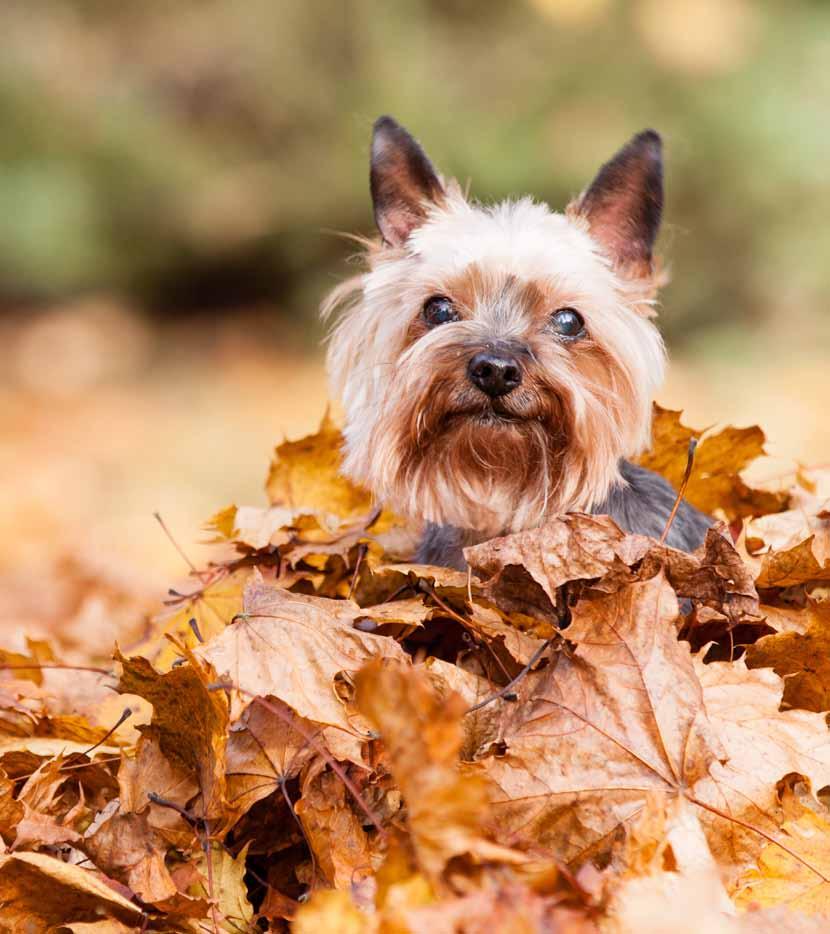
[325, 116, 667, 536]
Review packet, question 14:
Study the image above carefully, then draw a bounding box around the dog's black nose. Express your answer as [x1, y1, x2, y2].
[467, 351, 522, 398]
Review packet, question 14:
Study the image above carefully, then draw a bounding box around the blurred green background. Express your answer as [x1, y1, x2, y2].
[2, 0, 830, 346]
[2, 0, 830, 616]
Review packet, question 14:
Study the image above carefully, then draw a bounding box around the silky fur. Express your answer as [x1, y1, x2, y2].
[324, 184, 666, 540]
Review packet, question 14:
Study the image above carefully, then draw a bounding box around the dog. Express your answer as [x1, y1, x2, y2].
[323, 116, 710, 568]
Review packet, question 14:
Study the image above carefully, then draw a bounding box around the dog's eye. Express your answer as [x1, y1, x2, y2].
[550, 307, 585, 339]
[423, 295, 457, 327]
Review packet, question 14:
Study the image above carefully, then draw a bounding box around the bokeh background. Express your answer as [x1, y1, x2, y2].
[2, 0, 829, 632]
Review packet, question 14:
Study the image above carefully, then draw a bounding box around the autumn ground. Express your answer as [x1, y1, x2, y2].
[1, 304, 830, 931]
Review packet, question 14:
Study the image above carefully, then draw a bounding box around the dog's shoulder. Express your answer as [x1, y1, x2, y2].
[594, 460, 711, 552]
[416, 523, 469, 570]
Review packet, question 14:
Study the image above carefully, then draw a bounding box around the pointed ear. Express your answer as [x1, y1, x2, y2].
[570, 130, 663, 277]
[370, 116, 445, 247]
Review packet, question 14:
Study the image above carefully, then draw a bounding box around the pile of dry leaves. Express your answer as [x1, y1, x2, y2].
[2, 406, 830, 933]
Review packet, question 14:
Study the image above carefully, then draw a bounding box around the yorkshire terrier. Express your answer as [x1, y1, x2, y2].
[324, 116, 710, 568]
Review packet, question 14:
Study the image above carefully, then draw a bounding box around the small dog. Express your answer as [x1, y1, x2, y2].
[324, 116, 710, 568]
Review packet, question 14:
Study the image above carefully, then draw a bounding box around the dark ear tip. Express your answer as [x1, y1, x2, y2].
[632, 129, 662, 159]
[373, 115, 402, 138]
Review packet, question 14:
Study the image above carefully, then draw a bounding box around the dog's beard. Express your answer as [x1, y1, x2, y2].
[375, 370, 578, 537]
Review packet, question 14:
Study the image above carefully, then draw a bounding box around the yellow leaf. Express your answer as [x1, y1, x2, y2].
[292, 889, 369, 934]
[733, 808, 830, 916]
[197, 842, 254, 934]
[266, 410, 375, 522]
[637, 405, 786, 520]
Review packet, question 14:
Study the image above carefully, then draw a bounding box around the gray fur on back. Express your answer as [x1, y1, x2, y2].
[416, 459, 712, 570]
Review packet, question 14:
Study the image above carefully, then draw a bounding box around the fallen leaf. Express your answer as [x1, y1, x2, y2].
[82, 808, 181, 907]
[757, 539, 830, 589]
[478, 570, 830, 880]
[732, 807, 830, 916]
[466, 513, 651, 613]
[194, 842, 254, 934]
[57, 922, 140, 934]
[266, 410, 379, 526]
[389, 883, 597, 934]
[0, 851, 142, 930]
[637, 405, 786, 520]
[294, 759, 378, 889]
[0, 769, 22, 844]
[198, 575, 408, 762]
[292, 888, 369, 934]
[146, 570, 247, 669]
[118, 734, 199, 847]
[746, 602, 830, 711]
[116, 649, 228, 820]
[480, 572, 724, 865]
[356, 660, 523, 882]
[692, 659, 830, 878]
[463, 602, 549, 666]
[225, 696, 316, 814]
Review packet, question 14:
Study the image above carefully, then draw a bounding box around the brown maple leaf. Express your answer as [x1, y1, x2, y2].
[466, 513, 651, 615]
[477, 571, 830, 880]
[747, 508, 830, 589]
[198, 575, 408, 762]
[225, 695, 317, 815]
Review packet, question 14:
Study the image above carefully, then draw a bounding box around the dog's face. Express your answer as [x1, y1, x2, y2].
[325, 117, 667, 537]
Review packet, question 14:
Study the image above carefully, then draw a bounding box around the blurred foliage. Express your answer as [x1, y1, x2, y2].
[1, 0, 830, 342]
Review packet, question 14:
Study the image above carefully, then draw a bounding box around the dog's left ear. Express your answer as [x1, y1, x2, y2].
[570, 130, 663, 277]
[371, 116, 445, 247]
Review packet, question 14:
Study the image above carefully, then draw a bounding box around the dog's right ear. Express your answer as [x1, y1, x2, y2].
[370, 116, 444, 247]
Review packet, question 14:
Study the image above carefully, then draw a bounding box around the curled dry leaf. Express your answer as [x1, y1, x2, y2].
[466, 513, 651, 614]
[746, 602, 830, 712]
[294, 758, 378, 889]
[636, 405, 787, 520]
[116, 648, 228, 820]
[198, 575, 408, 762]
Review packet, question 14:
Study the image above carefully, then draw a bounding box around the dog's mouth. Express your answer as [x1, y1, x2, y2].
[441, 405, 530, 429]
